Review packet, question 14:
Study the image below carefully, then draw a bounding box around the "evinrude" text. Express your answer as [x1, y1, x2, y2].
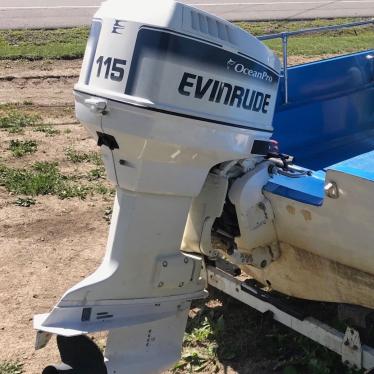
[178, 72, 271, 114]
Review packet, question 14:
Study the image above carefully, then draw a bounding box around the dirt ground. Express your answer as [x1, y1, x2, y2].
[0, 59, 112, 373]
[0, 56, 343, 374]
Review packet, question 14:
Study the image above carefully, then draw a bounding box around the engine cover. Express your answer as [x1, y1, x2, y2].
[76, 0, 280, 132]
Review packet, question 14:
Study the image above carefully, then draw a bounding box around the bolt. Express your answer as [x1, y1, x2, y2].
[178, 282, 184, 287]
[158, 282, 164, 288]
[162, 261, 168, 267]
[184, 258, 189, 264]
[325, 181, 339, 199]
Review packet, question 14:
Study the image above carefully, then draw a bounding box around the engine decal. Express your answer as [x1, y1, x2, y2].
[178, 72, 272, 114]
[126, 27, 279, 129]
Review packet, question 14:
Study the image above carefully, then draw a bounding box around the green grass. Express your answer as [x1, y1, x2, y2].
[0, 27, 88, 60]
[174, 315, 223, 372]
[65, 147, 103, 165]
[0, 161, 88, 199]
[0, 110, 41, 134]
[88, 166, 106, 180]
[33, 125, 61, 137]
[0, 19, 372, 60]
[238, 18, 374, 56]
[9, 139, 38, 157]
[265, 33, 373, 57]
[238, 18, 371, 35]
[14, 197, 36, 207]
[0, 160, 112, 200]
[0, 361, 23, 374]
[173, 291, 361, 374]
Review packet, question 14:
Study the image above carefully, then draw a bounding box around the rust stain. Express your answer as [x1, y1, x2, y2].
[286, 205, 295, 215]
[301, 209, 312, 221]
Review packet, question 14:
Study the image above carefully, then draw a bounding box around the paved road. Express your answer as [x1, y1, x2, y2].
[0, 0, 374, 29]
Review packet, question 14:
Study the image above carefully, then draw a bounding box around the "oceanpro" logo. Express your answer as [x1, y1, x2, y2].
[227, 59, 273, 83]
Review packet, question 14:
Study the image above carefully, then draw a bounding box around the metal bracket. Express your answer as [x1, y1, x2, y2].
[84, 98, 107, 114]
[232, 243, 280, 269]
[96, 132, 119, 150]
[342, 327, 362, 370]
[153, 253, 200, 290]
[325, 181, 339, 199]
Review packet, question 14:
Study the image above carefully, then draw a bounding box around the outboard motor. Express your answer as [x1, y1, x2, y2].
[34, 0, 280, 372]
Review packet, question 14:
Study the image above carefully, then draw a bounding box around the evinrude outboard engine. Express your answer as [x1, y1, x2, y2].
[34, 1, 280, 372]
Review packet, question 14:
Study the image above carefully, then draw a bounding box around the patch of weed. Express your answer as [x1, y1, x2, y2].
[0, 361, 23, 374]
[0, 162, 87, 199]
[174, 311, 222, 372]
[9, 139, 38, 157]
[184, 317, 215, 344]
[0, 110, 41, 133]
[174, 349, 218, 373]
[88, 167, 105, 180]
[14, 197, 36, 207]
[103, 206, 112, 224]
[33, 125, 60, 137]
[65, 147, 102, 165]
[92, 183, 113, 196]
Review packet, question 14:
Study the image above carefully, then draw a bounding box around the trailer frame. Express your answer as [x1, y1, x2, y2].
[207, 265, 374, 371]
